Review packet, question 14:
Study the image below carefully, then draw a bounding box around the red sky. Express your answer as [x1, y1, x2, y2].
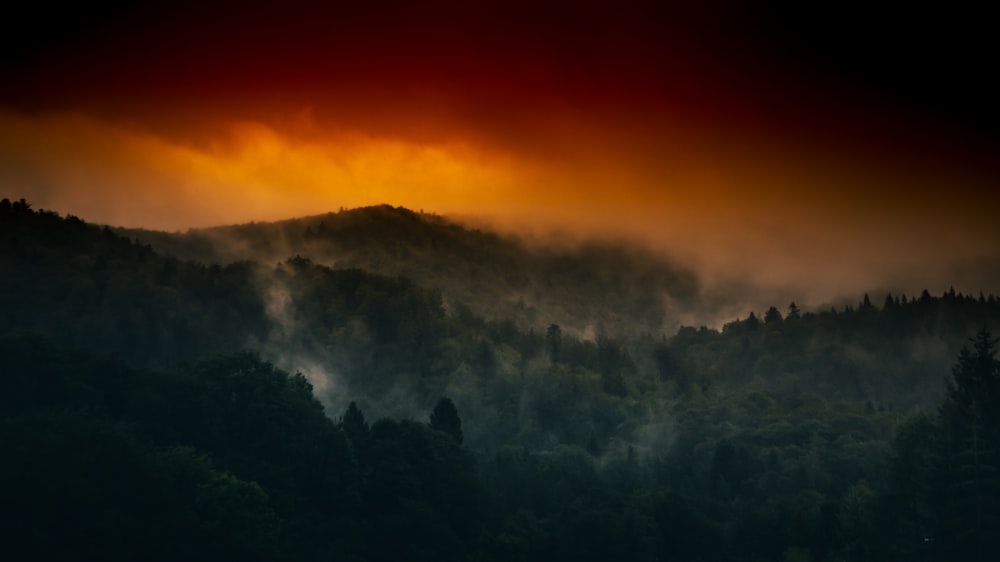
[2, 1, 998, 305]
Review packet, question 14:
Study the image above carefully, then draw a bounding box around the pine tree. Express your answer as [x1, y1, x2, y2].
[430, 397, 463, 444]
[545, 323, 562, 363]
[340, 402, 369, 447]
[887, 413, 941, 559]
[764, 306, 783, 325]
[787, 301, 801, 320]
[937, 329, 1000, 561]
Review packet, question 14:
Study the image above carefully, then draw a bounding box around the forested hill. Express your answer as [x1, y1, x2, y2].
[120, 204, 700, 338]
[4, 197, 1000, 561]
[5, 198, 998, 409]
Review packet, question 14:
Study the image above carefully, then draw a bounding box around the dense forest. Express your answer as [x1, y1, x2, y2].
[119, 205, 702, 339]
[3, 197, 999, 561]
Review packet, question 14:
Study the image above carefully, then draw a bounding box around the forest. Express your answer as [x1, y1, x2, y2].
[2, 197, 999, 561]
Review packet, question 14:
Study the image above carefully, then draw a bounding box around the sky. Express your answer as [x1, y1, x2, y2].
[2, 1, 998, 304]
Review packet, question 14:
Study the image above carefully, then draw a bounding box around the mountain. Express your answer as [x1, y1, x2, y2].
[5, 197, 1000, 560]
[120, 205, 701, 339]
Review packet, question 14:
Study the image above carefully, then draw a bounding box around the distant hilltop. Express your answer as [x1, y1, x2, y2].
[118, 203, 702, 339]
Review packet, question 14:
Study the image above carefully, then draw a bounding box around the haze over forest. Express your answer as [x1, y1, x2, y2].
[3, 2, 1000, 561]
[115, 203, 993, 334]
[3, 3, 1000, 304]
[4, 197, 1000, 561]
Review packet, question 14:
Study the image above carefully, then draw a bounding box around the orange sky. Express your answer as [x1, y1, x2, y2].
[2, 1, 999, 304]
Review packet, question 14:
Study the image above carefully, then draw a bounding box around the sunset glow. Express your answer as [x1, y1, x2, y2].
[0, 111, 529, 228]
[3, 2, 998, 303]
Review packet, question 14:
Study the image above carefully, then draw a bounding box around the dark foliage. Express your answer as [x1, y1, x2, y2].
[3, 199, 1000, 560]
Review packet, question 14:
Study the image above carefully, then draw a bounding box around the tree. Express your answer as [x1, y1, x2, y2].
[654, 342, 692, 391]
[545, 323, 562, 363]
[430, 397, 463, 444]
[764, 306, 783, 325]
[943, 330, 1000, 427]
[473, 338, 497, 378]
[886, 413, 941, 560]
[937, 328, 1000, 561]
[341, 401, 369, 447]
[597, 336, 632, 397]
[787, 302, 801, 320]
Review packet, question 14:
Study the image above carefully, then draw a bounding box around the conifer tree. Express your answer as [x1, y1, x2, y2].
[545, 323, 562, 363]
[938, 329, 1000, 561]
[430, 397, 463, 444]
[862, 293, 873, 309]
[787, 301, 801, 320]
[764, 306, 783, 325]
[340, 402, 369, 447]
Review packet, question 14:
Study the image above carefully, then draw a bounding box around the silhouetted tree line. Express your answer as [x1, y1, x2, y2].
[3, 199, 1000, 560]
[0, 334, 481, 561]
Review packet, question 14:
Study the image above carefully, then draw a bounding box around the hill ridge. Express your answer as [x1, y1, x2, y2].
[120, 203, 701, 338]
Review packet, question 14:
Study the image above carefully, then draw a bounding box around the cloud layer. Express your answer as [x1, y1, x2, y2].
[2, 2, 999, 304]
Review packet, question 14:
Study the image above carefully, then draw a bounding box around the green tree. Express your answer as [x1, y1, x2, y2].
[340, 401, 370, 448]
[545, 324, 562, 363]
[937, 329, 1000, 561]
[430, 397, 464, 444]
[765, 306, 783, 325]
[887, 414, 941, 559]
[787, 301, 801, 320]
[473, 338, 497, 378]
[598, 336, 632, 397]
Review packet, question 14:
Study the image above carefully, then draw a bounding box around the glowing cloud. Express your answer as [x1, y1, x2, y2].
[0, 111, 523, 229]
[2, 3, 998, 307]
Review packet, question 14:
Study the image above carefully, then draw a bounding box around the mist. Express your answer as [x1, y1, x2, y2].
[5, 107, 999, 319]
[7, 4, 1000, 558]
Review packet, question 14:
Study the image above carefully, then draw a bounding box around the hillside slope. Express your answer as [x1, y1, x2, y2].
[122, 205, 700, 338]
[6, 197, 1000, 559]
